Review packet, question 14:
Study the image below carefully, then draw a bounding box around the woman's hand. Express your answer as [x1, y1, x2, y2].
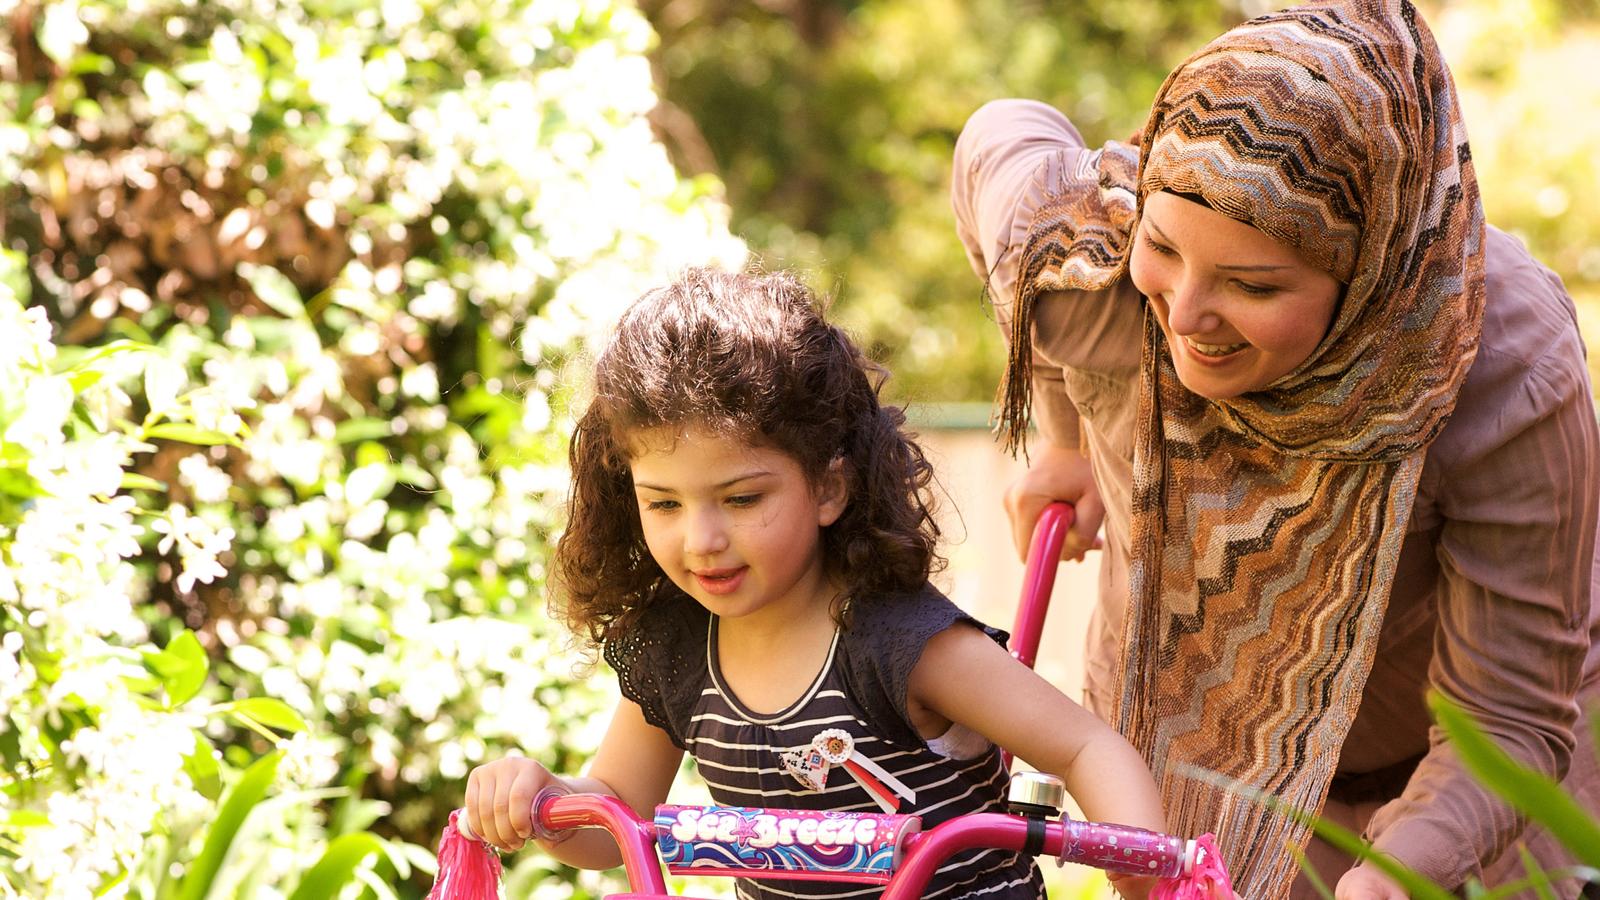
[1335, 863, 1407, 899]
[465, 757, 562, 852]
[1003, 439, 1105, 562]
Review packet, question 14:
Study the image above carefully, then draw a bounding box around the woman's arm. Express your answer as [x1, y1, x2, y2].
[953, 99, 1119, 554]
[1357, 235, 1599, 889]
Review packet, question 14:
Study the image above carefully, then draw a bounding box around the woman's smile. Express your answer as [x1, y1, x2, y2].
[1180, 335, 1250, 360]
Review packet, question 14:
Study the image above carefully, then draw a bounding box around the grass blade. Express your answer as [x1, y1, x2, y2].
[1429, 692, 1600, 866]
[176, 750, 282, 900]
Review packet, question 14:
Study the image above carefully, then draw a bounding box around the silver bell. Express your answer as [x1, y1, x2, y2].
[1006, 771, 1066, 819]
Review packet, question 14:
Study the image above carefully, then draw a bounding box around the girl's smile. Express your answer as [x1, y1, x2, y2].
[693, 566, 747, 595]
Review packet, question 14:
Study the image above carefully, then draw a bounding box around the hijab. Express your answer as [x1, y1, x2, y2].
[999, 1, 1485, 894]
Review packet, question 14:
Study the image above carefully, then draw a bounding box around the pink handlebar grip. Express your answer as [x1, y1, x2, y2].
[537, 790, 669, 895]
[1058, 820, 1190, 879]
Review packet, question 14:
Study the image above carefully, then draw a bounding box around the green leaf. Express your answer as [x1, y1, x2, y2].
[93, 869, 127, 897]
[143, 630, 208, 707]
[67, 368, 105, 393]
[286, 832, 386, 900]
[1516, 846, 1556, 900]
[56, 339, 154, 370]
[176, 750, 282, 900]
[240, 262, 306, 320]
[226, 697, 308, 733]
[145, 422, 242, 447]
[0, 466, 40, 500]
[1430, 692, 1600, 866]
[391, 463, 437, 490]
[120, 472, 169, 492]
[374, 835, 418, 881]
[0, 719, 22, 769]
[184, 732, 223, 801]
[1, 809, 50, 832]
[333, 417, 393, 444]
[68, 53, 114, 76]
[1287, 842, 1335, 899]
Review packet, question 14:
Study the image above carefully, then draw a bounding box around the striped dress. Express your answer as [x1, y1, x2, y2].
[605, 584, 1044, 900]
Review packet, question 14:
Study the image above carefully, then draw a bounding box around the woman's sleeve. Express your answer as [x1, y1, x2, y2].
[1361, 242, 1600, 886]
[950, 99, 1092, 449]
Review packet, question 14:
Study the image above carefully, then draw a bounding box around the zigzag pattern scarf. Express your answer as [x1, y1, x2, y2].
[998, 2, 1485, 895]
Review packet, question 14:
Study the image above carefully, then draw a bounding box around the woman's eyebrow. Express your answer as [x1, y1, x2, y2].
[1146, 216, 1290, 272]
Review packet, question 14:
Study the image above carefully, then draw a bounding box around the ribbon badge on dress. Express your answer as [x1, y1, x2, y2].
[779, 728, 917, 814]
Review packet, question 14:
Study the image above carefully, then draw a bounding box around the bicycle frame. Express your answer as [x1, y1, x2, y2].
[534, 791, 1196, 900]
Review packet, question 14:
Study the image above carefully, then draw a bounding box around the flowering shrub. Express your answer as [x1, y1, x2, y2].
[0, 0, 744, 896]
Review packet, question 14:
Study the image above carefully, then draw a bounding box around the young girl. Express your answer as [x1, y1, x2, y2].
[463, 268, 1166, 900]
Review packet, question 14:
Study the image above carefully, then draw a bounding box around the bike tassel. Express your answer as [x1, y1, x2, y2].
[426, 809, 504, 900]
[1152, 834, 1233, 900]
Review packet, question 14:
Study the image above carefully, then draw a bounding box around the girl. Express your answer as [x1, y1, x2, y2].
[952, 0, 1600, 897]
[463, 268, 1167, 900]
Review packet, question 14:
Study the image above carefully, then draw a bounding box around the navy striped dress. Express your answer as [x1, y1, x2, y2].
[605, 584, 1045, 900]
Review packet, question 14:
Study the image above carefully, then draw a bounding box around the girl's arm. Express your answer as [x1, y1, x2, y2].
[466, 697, 683, 869]
[907, 623, 1166, 833]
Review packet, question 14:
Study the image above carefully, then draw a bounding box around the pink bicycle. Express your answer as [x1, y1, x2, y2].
[429, 502, 1232, 898]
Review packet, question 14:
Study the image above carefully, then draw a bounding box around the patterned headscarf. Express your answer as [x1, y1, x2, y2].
[999, 1, 1485, 895]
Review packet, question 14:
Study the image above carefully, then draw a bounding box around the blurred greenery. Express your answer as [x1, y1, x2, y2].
[636, 0, 1600, 402]
[1, 0, 739, 896]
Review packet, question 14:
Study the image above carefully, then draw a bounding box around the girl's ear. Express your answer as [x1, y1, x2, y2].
[816, 457, 849, 527]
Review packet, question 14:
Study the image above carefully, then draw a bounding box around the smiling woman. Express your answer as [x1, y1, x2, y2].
[952, 0, 1600, 897]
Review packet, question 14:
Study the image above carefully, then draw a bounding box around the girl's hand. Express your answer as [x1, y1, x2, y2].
[1335, 864, 1407, 899]
[1003, 439, 1104, 562]
[1107, 872, 1155, 900]
[465, 757, 561, 852]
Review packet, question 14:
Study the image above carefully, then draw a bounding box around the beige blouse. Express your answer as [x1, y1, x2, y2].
[952, 98, 1600, 888]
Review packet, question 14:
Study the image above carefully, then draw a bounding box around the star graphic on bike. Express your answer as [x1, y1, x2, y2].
[728, 815, 760, 844]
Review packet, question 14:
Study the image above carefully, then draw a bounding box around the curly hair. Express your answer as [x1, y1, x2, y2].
[551, 267, 943, 647]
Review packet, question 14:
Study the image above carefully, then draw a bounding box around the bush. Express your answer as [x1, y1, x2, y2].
[0, 0, 743, 896]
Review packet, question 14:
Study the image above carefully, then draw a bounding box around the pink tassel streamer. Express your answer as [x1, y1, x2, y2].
[426, 809, 504, 900]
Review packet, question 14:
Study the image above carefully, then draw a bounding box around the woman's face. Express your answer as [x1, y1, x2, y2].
[1128, 191, 1343, 399]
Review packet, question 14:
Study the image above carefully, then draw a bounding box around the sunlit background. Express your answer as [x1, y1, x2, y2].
[1, 0, 1595, 897]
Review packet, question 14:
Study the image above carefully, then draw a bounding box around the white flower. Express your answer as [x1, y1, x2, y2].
[37, 0, 89, 65]
[177, 454, 232, 504]
[143, 355, 188, 419]
[4, 375, 72, 453]
[150, 504, 235, 592]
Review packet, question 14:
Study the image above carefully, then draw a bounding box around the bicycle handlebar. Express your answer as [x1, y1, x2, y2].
[529, 790, 1197, 898]
[1010, 501, 1076, 671]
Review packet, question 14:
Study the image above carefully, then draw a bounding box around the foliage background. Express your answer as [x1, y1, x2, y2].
[2, 0, 1597, 898]
[634, 0, 1600, 402]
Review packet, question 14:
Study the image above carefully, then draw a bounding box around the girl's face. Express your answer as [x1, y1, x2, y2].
[1128, 191, 1343, 399]
[629, 425, 847, 626]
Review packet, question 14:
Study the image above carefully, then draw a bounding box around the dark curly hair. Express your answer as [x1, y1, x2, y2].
[551, 267, 943, 647]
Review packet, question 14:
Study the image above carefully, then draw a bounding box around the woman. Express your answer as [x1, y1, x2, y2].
[950, 1, 1599, 897]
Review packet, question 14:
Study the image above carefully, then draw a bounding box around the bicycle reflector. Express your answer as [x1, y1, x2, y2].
[655, 804, 922, 884]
